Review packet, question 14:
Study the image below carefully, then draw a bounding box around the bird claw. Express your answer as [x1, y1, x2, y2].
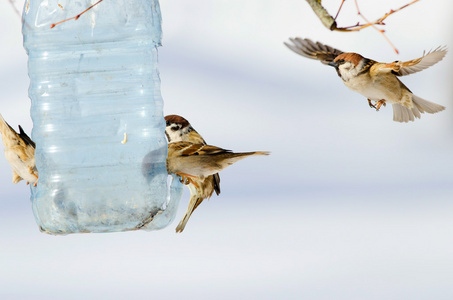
[368, 99, 377, 109]
[368, 99, 386, 111]
[375, 100, 386, 111]
[178, 176, 190, 185]
[177, 173, 199, 188]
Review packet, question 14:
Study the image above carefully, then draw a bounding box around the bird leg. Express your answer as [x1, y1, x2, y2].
[179, 176, 190, 185]
[176, 173, 199, 188]
[368, 99, 377, 109]
[368, 99, 386, 111]
[32, 173, 39, 187]
[375, 100, 386, 111]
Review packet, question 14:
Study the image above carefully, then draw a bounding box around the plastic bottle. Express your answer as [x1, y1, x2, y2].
[22, 0, 182, 234]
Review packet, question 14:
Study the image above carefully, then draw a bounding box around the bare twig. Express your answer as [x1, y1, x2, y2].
[50, 0, 104, 28]
[7, 0, 21, 18]
[353, 0, 399, 54]
[370, 0, 420, 29]
[7, 0, 32, 29]
[334, 0, 346, 21]
[305, 0, 421, 53]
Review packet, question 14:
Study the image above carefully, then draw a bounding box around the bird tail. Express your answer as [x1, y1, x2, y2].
[226, 151, 270, 162]
[210, 151, 270, 174]
[412, 95, 445, 114]
[207, 151, 270, 178]
[175, 195, 201, 233]
[392, 96, 445, 122]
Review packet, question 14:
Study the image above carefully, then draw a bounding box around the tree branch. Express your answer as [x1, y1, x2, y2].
[305, 0, 421, 53]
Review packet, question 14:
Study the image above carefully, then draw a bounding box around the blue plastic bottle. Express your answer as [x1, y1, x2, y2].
[22, 0, 182, 234]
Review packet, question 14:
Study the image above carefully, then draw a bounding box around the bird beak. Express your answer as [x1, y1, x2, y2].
[328, 61, 338, 68]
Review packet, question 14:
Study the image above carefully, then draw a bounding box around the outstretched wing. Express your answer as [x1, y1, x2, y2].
[395, 47, 447, 76]
[284, 37, 344, 64]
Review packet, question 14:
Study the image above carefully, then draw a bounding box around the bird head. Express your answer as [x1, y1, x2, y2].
[329, 52, 368, 81]
[164, 114, 206, 144]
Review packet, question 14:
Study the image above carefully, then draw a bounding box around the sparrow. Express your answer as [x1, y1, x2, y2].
[165, 114, 221, 232]
[166, 140, 269, 232]
[284, 38, 447, 122]
[0, 114, 38, 186]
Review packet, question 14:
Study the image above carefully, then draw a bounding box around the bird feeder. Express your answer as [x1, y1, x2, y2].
[22, 0, 183, 234]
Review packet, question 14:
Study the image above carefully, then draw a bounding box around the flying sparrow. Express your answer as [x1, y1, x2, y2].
[284, 38, 447, 122]
[166, 140, 269, 232]
[165, 115, 221, 232]
[0, 114, 38, 186]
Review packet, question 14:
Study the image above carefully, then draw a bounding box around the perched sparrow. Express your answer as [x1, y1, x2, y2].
[285, 38, 447, 122]
[166, 140, 269, 232]
[0, 114, 38, 186]
[165, 114, 221, 232]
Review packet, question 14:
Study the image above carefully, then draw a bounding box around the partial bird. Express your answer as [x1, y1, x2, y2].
[165, 115, 221, 232]
[285, 38, 447, 122]
[0, 114, 38, 186]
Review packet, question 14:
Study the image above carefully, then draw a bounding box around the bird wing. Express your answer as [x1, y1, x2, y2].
[394, 47, 447, 76]
[284, 38, 344, 64]
[212, 173, 221, 195]
[168, 142, 268, 179]
[198, 134, 221, 195]
[18, 125, 36, 148]
[172, 142, 232, 157]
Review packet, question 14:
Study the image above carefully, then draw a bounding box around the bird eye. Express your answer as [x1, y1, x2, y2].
[171, 126, 179, 131]
[338, 59, 345, 64]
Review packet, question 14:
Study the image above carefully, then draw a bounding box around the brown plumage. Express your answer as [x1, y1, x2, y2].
[334, 53, 365, 67]
[174, 175, 216, 233]
[285, 37, 447, 122]
[165, 114, 220, 194]
[0, 114, 38, 185]
[165, 115, 269, 232]
[165, 115, 222, 232]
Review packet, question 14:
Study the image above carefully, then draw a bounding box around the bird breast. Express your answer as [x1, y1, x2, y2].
[4, 149, 37, 183]
[343, 72, 405, 103]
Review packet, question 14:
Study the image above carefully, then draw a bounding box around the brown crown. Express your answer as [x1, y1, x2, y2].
[334, 53, 364, 66]
[164, 114, 190, 128]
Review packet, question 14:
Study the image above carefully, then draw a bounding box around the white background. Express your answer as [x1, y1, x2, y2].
[0, 0, 452, 299]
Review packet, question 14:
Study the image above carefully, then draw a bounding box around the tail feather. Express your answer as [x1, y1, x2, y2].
[175, 195, 200, 233]
[175, 210, 191, 233]
[412, 95, 445, 114]
[411, 106, 421, 119]
[214, 151, 270, 175]
[392, 96, 445, 122]
[175, 183, 204, 233]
